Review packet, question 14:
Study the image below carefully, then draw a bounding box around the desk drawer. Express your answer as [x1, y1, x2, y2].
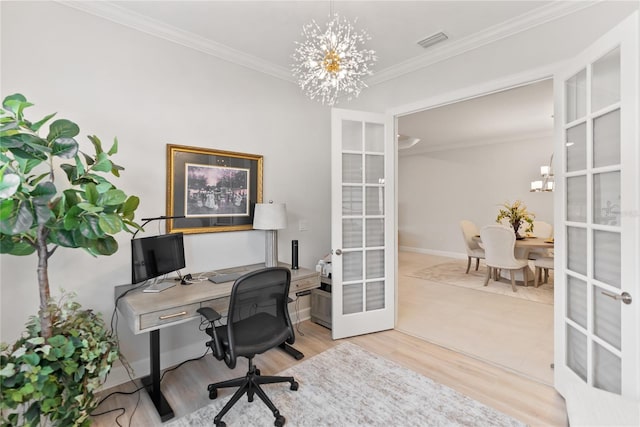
[140, 303, 200, 330]
[291, 276, 319, 293]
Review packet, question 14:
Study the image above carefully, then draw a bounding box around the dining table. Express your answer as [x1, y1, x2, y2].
[473, 235, 554, 285]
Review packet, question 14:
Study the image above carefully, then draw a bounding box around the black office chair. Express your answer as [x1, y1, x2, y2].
[197, 267, 299, 427]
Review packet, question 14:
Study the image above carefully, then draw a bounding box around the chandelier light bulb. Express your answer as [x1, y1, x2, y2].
[292, 13, 377, 106]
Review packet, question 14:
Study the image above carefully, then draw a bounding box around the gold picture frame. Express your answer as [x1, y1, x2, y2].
[166, 144, 263, 234]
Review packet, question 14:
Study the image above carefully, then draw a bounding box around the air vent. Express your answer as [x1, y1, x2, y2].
[417, 31, 448, 49]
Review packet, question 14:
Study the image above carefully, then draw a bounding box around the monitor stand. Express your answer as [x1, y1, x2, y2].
[143, 280, 176, 293]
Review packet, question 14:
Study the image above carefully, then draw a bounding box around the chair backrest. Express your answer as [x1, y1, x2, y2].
[480, 225, 523, 269]
[225, 267, 294, 366]
[532, 221, 553, 238]
[460, 220, 482, 254]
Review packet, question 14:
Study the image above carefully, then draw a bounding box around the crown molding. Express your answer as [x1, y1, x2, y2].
[368, 1, 597, 85]
[400, 129, 553, 157]
[56, 1, 295, 83]
[58, 1, 596, 87]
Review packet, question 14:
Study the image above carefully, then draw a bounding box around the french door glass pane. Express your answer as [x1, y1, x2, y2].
[342, 120, 362, 151]
[343, 283, 363, 314]
[365, 154, 384, 183]
[593, 109, 621, 168]
[592, 47, 621, 112]
[567, 275, 588, 328]
[566, 69, 587, 122]
[366, 249, 384, 279]
[343, 251, 362, 282]
[593, 342, 621, 394]
[366, 281, 385, 311]
[342, 186, 363, 215]
[593, 230, 621, 288]
[567, 176, 587, 222]
[365, 123, 384, 153]
[566, 123, 587, 172]
[567, 325, 588, 381]
[365, 219, 384, 247]
[593, 171, 620, 226]
[365, 187, 384, 215]
[342, 219, 363, 249]
[593, 285, 621, 350]
[342, 153, 362, 184]
[567, 226, 587, 275]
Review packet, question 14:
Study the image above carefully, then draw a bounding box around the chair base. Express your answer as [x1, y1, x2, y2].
[208, 359, 298, 427]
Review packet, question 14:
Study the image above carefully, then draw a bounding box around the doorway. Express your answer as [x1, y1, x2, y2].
[395, 79, 555, 384]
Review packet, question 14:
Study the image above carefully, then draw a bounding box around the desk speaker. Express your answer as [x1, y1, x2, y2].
[291, 240, 299, 270]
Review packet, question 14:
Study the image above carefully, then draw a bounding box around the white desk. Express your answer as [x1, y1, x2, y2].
[115, 264, 319, 422]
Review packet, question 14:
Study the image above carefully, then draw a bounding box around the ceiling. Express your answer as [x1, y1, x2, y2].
[69, 1, 592, 84]
[65, 1, 577, 153]
[398, 79, 554, 155]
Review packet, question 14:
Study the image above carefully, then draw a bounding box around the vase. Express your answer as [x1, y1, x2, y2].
[511, 220, 522, 239]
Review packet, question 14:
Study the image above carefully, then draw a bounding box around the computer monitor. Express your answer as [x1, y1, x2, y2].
[131, 233, 186, 284]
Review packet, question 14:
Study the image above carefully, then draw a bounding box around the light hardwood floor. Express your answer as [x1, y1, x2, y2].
[92, 254, 567, 426]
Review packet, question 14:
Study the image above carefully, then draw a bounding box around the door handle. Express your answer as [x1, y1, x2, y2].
[601, 291, 632, 305]
[333, 249, 342, 256]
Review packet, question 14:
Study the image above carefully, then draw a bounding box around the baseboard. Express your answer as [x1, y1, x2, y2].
[102, 307, 311, 390]
[399, 246, 467, 260]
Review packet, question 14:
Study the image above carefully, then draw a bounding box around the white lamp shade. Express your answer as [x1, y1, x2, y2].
[253, 203, 287, 230]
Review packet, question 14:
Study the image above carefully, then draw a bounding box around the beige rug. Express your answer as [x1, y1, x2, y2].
[408, 260, 554, 305]
[167, 342, 524, 427]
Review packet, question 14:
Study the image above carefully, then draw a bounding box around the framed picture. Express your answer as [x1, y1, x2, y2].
[166, 144, 263, 234]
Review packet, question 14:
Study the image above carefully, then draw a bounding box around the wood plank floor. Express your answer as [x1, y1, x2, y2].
[91, 321, 567, 426]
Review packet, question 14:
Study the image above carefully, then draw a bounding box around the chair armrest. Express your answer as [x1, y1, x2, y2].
[197, 307, 221, 322]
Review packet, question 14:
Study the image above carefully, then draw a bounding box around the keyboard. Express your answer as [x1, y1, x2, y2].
[208, 272, 245, 284]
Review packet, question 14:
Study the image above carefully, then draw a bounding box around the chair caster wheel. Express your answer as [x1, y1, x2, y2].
[209, 388, 217, 399]
[274, 415, 286, 426]
[255, 368, 261, 376]
[290, 381, 299, 391]
[215, 421, 226, 427]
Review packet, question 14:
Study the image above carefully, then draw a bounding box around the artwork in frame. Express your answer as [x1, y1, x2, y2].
[166, 144, 263, 234]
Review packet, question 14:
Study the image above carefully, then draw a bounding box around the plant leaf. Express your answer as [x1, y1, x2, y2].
[98, 213, 122, 234]
[0, 199, 34, 234]
[107, 137, 118, 155]
[92, 152, 112, 173]
[46, 119, 79, 142]
[30, 112, 56, 132]
[51, 137, 79, 159]
[0, 173, 20, 199]
[98, 189, 126, 206]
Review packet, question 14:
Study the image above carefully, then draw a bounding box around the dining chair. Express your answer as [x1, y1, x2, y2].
[460, 220, 485, 274]
[534, 257, 554, 287]
[480, 225, 530, 292]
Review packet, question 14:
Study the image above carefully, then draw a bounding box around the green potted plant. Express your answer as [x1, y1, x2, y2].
[0, 93, 140, 426]
[495, 200, 535, 239]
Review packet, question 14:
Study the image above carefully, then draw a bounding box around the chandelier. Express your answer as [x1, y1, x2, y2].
[292, 12, 377, 106]
[530, 154, 554, 192]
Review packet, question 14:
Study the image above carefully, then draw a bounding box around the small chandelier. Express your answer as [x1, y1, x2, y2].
[292, 12, 376, 106]
[530, 154, 554, 192]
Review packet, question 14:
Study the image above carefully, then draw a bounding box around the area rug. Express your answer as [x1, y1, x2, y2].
[167, 342, 524, 427]
[408, 260, 553, 305]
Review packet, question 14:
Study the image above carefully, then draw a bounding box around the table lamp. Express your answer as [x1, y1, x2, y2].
[253, 202, 287, 267]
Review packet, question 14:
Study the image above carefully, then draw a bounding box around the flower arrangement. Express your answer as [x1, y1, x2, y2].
[496, 200, 535, 237]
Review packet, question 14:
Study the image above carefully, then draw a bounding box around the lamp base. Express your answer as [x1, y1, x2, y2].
[264, 230, 278, 267]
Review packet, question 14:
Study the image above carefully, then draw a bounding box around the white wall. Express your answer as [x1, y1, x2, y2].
[0, 2, 330, 385]
[398, 135, 554, 256]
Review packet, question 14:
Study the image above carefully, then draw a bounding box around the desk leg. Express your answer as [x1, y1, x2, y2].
[279, 342, 304, 360]
[140, 329, 174, 422]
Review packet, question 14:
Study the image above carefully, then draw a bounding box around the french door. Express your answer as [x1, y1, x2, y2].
[554, 11, 639, 401]
[330, 108, 395, 339]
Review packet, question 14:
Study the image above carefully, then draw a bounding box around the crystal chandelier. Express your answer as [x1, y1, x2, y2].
[292, 12, 377, 106]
